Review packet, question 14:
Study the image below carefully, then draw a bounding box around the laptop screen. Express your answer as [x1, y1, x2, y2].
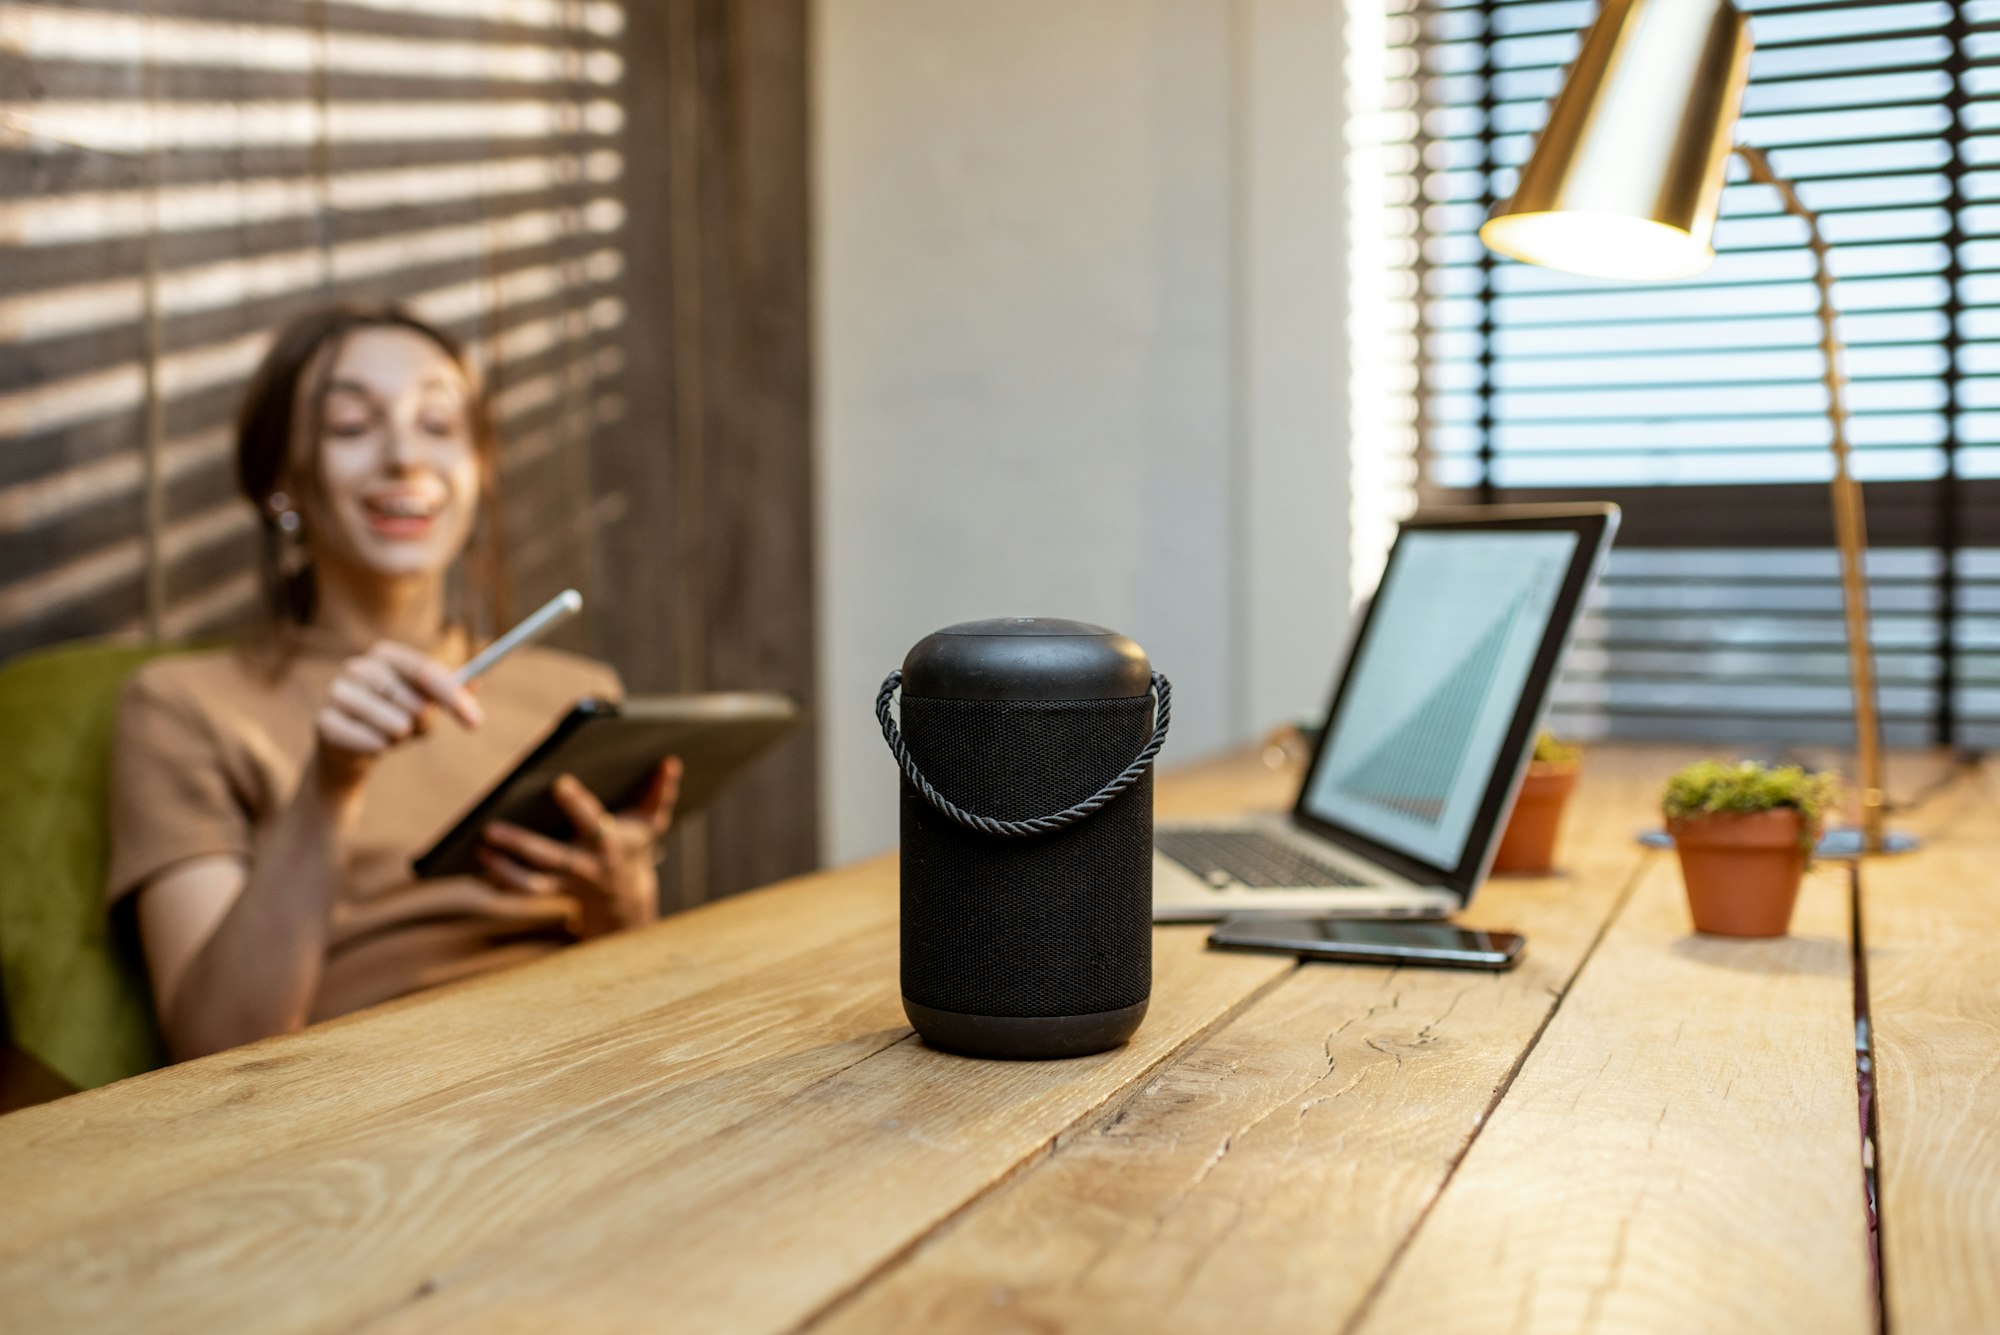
[1298, 527, 1582, 874]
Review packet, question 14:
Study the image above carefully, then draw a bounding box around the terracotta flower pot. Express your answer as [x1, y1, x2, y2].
[1492, 760, 1580, 874]
[1668, 809, 1812, 938]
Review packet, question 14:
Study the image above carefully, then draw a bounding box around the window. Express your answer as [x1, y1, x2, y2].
[0, 1, 631, 657]
[1351, 0, 1999, 748]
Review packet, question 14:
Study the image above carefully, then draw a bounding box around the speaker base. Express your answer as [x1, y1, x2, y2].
[903, 997, 1149, 1061]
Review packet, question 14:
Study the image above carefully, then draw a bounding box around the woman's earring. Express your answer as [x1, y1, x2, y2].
[270, 491, 302, 534]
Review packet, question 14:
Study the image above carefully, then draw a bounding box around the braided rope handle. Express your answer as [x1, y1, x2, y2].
[876, 669, 1171, 838]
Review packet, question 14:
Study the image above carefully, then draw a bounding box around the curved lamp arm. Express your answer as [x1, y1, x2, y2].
[1736, 143, 1887, 849]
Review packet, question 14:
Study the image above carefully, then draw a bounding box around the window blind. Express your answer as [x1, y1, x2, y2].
[1368, 0, 1999, 749]
[0, 0, 631, 660]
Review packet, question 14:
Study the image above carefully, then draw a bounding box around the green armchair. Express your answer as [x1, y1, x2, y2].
[0, 641, 188, 1092]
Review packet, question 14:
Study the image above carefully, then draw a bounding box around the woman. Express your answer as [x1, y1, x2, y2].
[107, 303, 680, 1061]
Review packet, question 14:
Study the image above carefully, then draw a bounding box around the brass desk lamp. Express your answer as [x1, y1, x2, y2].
[1480, 0, 1916, 855]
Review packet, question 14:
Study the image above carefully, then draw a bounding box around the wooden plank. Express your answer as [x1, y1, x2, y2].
[0, 911, 911, 1332]
[693, 0, 819, 905]
[1154, 744, 1300, 819]
[603, 0, 818, 911]
[805, 755, 1661, 1334]
[1863, 760, 2000, 1335]
[1354, 855, 1873, 1335]
[0, 750, 1289, 1255]
[0, 857, 893, 1253]
[0, 752, 1293, 1331]
[346, 928, 1291, 1335]
[585, 0, 684, 701]
[3, 744, 1897, 1334]
[0, 928, 1289, 1335]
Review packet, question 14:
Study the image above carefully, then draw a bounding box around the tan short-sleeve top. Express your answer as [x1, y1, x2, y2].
[106, 631, 622, 1023]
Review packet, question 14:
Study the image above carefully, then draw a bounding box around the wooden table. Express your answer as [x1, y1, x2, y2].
[1, 745, 1993, 1333]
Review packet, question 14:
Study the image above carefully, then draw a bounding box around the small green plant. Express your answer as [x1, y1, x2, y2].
[1532, 732, 1580, 765]
[1662, 759, 1840, 857]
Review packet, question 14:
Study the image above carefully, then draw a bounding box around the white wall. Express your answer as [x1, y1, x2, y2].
[1236, 0, 1354, 738]
[814, 0, 1351, 865]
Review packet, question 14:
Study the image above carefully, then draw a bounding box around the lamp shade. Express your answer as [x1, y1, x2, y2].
[1480, 0, 1753, 280]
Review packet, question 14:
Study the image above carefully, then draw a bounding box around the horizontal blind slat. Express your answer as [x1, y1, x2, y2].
[1370, 0, 2000, 744]
[0, 0, 631, 659]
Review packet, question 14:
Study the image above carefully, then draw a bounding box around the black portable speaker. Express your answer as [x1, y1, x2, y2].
[876, 618, 1171, 1059]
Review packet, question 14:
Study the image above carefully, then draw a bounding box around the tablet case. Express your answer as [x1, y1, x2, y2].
[413, 693, 801, 879]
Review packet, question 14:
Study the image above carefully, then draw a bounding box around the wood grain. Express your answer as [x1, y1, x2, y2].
[806, 757, 1662, 1334]
[0, 749, 1291, 1259]
[1154, 744, 1302, 819]
[1355, 855, 1873, 1335]
[0, 911, 913, 1332]
[1862, 759, 2000, 1335]
[0, 857, 894, 1253]
[1, 746, 1946, 1334]
[0, 753, 1293, 1333]
[341, 929, 1291, 1335]
[0, 927, 1289, 1335]
[649, 0, 820, 907]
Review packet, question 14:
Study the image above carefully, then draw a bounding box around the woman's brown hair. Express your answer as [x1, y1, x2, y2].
[235, 302, 512, 643]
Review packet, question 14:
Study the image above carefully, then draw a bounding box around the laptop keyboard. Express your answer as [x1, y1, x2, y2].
[1156, 829, 1373, 889]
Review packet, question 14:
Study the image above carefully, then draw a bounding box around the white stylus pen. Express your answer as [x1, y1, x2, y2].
[454, 589, 583, 684]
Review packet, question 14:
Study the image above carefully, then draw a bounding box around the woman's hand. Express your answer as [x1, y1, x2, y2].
[477, 758, 684, 939]
[314, 641, 484, 795]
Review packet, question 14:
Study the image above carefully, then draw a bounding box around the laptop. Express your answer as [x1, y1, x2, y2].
[1153, 503, 1618, 922]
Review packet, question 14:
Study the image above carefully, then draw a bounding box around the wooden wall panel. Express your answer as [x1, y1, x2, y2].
[624, 0, 818, 906]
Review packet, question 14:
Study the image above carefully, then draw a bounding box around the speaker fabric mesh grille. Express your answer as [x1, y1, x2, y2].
[899, 693, 1153, 1019]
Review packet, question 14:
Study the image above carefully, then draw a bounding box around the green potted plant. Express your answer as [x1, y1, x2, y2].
[1662, 759, 1839, 938]
[1491, 733, 1581, 875]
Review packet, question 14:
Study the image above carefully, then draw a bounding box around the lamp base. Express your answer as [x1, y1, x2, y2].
[1813, 828, 1921, 860]
[1636, 827, 1921, 858]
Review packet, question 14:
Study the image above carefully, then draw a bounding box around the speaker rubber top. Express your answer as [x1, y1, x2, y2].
[902, 618, 1152, 701]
